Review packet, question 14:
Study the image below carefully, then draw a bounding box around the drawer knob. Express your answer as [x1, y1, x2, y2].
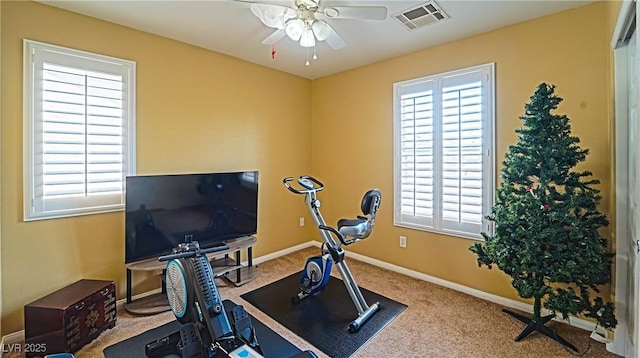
[74, 302, 85, 310]
[100, 288, 110, 296]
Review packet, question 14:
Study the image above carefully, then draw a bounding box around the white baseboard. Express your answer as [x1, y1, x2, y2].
[0, 288, 166, 358]
[209, 239, 603, 334]
[116, 287, 163, 306]
[0, 239, 605, 354]
[252, 241, 315, 266]
[339, 242, 600, 334]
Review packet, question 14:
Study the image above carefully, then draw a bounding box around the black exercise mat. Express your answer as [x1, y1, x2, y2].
[103, 300, 305, 358]
[241, 273, 407, 358]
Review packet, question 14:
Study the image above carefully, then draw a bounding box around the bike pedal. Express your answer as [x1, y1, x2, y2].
[232, 305, 256, 344]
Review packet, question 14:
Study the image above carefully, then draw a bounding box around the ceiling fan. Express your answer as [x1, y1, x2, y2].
[230, 0, 388, 51]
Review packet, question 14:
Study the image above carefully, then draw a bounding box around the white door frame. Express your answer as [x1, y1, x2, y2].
[0, 0, 3, 341]
[610, 1, 639, 357]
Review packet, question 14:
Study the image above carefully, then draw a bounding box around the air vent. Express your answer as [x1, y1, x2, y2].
[394, 1, 450, 30]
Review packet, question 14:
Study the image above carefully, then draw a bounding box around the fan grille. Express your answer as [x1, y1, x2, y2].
[394, 1, 449, 30]
[166, 260, 188, 318]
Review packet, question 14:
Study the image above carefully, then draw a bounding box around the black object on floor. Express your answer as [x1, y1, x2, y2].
[502, 308, 578, 352]
[241, 273, 407, 358]
[103, 300, 306, 358]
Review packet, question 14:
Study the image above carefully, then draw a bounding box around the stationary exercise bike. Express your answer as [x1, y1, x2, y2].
[145, 238, 316, 358]
[283, 176, 381, 333]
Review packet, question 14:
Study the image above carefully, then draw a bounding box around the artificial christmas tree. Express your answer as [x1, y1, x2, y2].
[469, 83, 616, 351]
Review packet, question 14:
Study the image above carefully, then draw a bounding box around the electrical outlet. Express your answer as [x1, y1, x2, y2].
[399, 236, 407, 248]
[299, 217, 305, 227]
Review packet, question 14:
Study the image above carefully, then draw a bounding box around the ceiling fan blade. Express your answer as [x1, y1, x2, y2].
[250, 3, 297, 29]
[227, 0, 297, 10]
[324, 27, 345, 50]
[226, 0, 256, 8]
[261, 28, 287, 45]
[325, 6, 388, 20]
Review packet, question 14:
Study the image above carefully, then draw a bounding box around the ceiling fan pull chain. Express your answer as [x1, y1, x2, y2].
[240, 0, 387, 65]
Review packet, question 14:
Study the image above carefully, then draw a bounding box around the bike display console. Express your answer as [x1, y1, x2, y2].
[124, 236, 257, 315]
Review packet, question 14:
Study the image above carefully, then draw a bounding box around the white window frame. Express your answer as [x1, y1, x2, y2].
[23, 40, 136, 221]
[393, 63, 495, 240]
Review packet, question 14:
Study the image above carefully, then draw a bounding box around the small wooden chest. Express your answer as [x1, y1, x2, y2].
[24, 279, 116, 357]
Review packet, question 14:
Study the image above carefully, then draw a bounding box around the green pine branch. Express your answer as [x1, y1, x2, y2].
[469, 83, 616, 330]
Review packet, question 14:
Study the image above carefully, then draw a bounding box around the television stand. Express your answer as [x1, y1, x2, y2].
[124, 236, 257, 315]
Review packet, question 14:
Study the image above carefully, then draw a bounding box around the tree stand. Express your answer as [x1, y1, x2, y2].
[502, 309, 577, 352]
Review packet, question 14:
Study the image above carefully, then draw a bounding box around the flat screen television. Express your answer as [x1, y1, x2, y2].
[125, 171, 258, 264]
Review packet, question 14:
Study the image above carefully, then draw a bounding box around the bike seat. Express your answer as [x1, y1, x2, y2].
[337, 218, 368, 238]
[336, 189, 381, 241]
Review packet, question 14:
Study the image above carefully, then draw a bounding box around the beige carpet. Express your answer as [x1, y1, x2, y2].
[8, 247, 620, 358]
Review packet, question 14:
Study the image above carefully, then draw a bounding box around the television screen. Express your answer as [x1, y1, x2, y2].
[125, 171, 258, 263]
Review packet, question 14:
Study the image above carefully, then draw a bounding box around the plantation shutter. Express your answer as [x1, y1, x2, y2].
[397, 80, 435, 229]
[394, 64, 494, 239]
[25, 40, 136, 220]
[440, 72, 484, 233]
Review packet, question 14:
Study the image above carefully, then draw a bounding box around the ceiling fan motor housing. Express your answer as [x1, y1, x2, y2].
[244, 0, 387, 52]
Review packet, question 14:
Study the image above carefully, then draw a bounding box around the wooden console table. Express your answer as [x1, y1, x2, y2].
[123, 236, 257, 315]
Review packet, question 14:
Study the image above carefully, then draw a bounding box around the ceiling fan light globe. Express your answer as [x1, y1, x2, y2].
[323, 7, 339, 18]
[311, 20, 331, 41]
[285, 18, 305, 41]
[300, 0, 319, 8]
[300, 29, 316, 47]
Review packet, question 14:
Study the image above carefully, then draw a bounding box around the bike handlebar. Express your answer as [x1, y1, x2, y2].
[283, 176, 325, 194]
[159, 244, 230, 262]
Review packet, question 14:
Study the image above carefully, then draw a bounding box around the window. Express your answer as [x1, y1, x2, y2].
[393, 63, 495, 239]
[23, 40, 136, 221]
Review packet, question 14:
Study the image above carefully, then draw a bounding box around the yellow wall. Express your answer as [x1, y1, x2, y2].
[1, 1, 313, 334]
[311, 2, 616, 303]
[0, 0, 623, 335]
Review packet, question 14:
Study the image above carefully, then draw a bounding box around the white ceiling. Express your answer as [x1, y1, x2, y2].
[39, 0, 594, 79]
